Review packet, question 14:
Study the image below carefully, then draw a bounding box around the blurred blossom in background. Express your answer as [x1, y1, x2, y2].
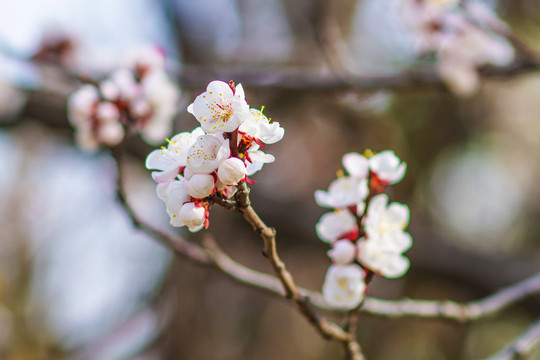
[1, 0, 540, 359]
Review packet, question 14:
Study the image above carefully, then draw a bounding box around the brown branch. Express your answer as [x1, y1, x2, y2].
[111, 148, 363, 358]
[233, 182, 364, 359]
[362, 271, 540, 322]
[483, 318, 540, 360]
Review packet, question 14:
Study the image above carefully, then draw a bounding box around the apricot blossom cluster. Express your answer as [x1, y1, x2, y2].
[316, 150, 412, 309]
[146, 80, 284, 231]
[67, 47, 179, 151]
[400, 0, 515, 96]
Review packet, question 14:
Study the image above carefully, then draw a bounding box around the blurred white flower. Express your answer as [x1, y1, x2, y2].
[328, 240, 357, 265]
[316, 210, 358, 243]
[399, 0, 515, 97]
[137, 69, 180, 144]
[322, 264, 366, 310]
[187, 80, 250, 133]
[68, 46, 180, 150]
[68, 86, 125, 151]
[369, 150, 406, 184]
[437, 23, 514, 96]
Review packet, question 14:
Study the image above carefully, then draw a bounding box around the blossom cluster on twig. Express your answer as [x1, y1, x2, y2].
[145, 80, 284, 231]
[67, 47, 180, 151]
[400, 0, 515, 96]
[316, 150, 411, 309]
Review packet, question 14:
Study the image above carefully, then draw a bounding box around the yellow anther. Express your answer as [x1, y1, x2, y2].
[336, 169, 344, 178]
[363, 149, 375, 158]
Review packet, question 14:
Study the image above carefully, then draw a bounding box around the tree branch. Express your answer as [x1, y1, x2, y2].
[362, 272, 540, 322]
[483, 318, 540, 360]
[232, 182, 364, 359]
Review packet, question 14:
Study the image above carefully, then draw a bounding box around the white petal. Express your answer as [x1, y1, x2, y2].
[343, 153, 369, 178]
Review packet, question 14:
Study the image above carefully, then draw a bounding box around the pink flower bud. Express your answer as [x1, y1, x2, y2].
[217, 157, 246, 185]
[98, 122, 124, 146]
[96, 102, 120, 123]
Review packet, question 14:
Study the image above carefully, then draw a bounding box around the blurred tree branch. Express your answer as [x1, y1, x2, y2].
[484, 317, 540, 360]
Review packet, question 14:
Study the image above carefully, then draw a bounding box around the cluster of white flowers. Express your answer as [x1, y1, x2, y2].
[400, 0, 515, 96]
[317, 150, 412, 310]
[146, 80, 284, 232]
[67, 46, 180, 151]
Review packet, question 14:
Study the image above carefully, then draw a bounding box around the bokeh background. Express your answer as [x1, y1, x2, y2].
[1, 0, 540, 359]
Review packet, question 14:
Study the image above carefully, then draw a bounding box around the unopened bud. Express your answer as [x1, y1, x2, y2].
[184, 174, 215, 199]
[179, 202, 206, 229]
[217, 157, 246, 185]
[328, 240, 356, 265]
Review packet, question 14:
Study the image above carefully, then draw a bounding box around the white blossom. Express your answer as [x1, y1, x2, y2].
[187, 134, 231, 174]
[357, 194, 413, 278]
[322, 264, 366, 310]
[137, 70, 180, 144]
[357, 238, 411, 278]
[217, 157, 247, 185]
[239, 108, 284, 144]
[179, 202, 207, 232]
[399, 0, 515, 97]
[184, 174, 215, 199]
[188, 80, 250, 133]
[68, 84, 98, 125]
[245, 145, 275, 176]
[342, 152, 369, 179]
[369, 150, 406, 184]
[363, 194, 410, 242]
[156, 180, 190, 227]
[316, 210, 357, 243]
[110, 68, 139, 100]
[68, 86, 125, 151]
[328, 240, 356, 265]
[146, 127, 205, 183]
[437, 24, 514, 96]
[315, 176, 368, 209]
[125, 45, 166, 73]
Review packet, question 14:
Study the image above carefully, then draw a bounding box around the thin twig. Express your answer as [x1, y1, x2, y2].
[233, 182, 364, 359]
[362, 272, 540, 322]
[483, 318, 540, 360]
